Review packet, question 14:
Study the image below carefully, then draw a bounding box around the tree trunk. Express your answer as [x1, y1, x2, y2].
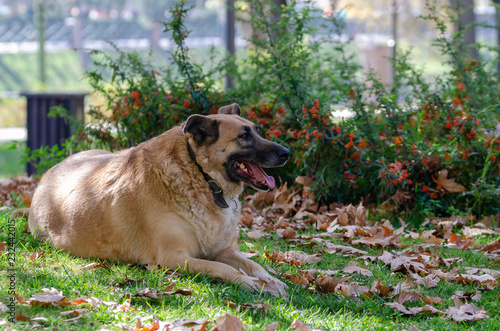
[493, 0, 500, 71]
[450, 0, 478, 59]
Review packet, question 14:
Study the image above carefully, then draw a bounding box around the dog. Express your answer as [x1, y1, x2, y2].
[29, 104, 289, 295]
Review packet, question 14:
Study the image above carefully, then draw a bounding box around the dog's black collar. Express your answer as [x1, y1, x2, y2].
[187, 142, 229, 209]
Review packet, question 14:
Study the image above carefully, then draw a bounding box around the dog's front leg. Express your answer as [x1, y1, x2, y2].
[160, 251, 261, 291]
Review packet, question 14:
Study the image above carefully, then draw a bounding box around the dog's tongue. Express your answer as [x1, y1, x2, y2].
[245, 162, 275, 190]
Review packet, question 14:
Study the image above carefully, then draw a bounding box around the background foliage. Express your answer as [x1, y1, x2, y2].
[28, 0, 500, 220]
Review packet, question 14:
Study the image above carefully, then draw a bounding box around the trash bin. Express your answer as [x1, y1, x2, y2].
[22, 93, 87, 175]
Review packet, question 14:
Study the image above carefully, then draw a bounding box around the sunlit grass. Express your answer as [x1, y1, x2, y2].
[1, 210, 499, 330]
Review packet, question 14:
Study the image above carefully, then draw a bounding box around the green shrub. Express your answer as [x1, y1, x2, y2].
[26, 0, 500, 218]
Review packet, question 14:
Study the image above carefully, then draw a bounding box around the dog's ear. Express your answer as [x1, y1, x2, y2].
[182, 114, 219, 145]
[218, 103, 242, 116]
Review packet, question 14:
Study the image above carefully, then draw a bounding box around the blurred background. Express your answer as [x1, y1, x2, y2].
[0, 0, 498, 177]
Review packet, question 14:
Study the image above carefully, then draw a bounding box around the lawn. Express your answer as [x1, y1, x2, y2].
[0, 185, 499, 330]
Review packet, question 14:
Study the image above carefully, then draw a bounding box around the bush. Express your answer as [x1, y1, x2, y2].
[28, 0, 500, 218]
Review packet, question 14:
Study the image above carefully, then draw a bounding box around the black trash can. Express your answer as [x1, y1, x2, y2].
[23, 93, 87, 175]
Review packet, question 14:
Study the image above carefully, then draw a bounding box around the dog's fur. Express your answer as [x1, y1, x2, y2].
[29, 104, 289, 294]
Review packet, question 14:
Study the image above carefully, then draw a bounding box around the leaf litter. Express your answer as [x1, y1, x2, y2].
[5, 176, 499, 328]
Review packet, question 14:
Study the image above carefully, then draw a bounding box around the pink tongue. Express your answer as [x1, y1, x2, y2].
[245, 162, 276, 189]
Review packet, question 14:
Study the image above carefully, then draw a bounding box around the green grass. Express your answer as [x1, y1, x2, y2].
[0, 142, 25, 178]
[1, 209, 499, 330]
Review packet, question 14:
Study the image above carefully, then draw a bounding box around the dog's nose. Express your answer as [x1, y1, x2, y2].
[280, 147, 290, 163]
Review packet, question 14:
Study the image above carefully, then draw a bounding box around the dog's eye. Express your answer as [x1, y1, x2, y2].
[239, 133, 250, 140]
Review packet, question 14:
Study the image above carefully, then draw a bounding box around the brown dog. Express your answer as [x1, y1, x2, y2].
[29, 104, 289, 295]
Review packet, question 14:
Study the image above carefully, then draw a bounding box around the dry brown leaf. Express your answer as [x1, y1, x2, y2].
[351, 235, 400, 248]
[443, 297, 489, 322]
[385, 302, 441, 316]
[397, 290, 420, 304]
[337, 282, 372, 298]
[241, 250, 260, 259]
[124, 287, 161, 300]
[448, 233, 474, 249]
[15, 313, 32, 322]
[421, 295, 443, 305]
[285, 250, 322, 266]
[281, 227, 297, 240]
[215, 314, 244, 331]
[315, 275, 350, 293]
[290, 319, 312, 331]
[246, 229, 269, 239]
[133, 315, 161, 331]
[59, 308, 88, 317]
[81, 261, 108, 270]
[434, 169, 466, 193]
[453, 290, 481, 302]
[24, 288, 72, 307]
[240, 302, 273, 312]
[455, 273, 499, 285]
[370, 277, 392, 297]
[342, 261, 372, 276]
[464, 267, 500, 279]
[240, 210, 255, 227]
[410, 273, 440, 288]
[114, 298, 135, 313]
[324, 244, 368, 256]
[421, 230, 445, 244]
[283, 273, 309, 287]
[481, 237, 500, 252]
[0, 242, 5, 256]
[22, 250, 45, 260]
[164, 288, 193, 296]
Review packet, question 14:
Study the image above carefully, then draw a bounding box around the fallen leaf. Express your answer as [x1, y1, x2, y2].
[240, 302, 273, 312]
[421, 230, 445, 244]
[15, 313, 32, 322]
[337, 282, 372, 298]
[25, 288, 71, 307]
[481, 237, 500, 252]
[246, 229, 269, 239]
[315, 275, 350, 293]
[324, 244, 368, 256]
[342, 261, 372, 276]
[421, 295, 443, 305]
[266, 250, 321, 267]
[164, 288, 193, 296]
[397, 290, 420, 304]
[411, 273, 440, 288]
[114, 298, 135, 313]
[385, 302, 441, 316]
[370, 277, 392, 297]
[22, 250, 45, 260]
[453, 290, 481, 302]
[241, 250, 260, 259]
[60, 308, 88, 317]
[448, 233, 474, 249]
[215, 314, 244, 331]
[443, 297, 489, 322]
[283, 273, 309, 287]
[434, 169, 466, 193]
[281, 227, 297, 240]
[81, 261, 108, 270]
[352, 235, 400, 248]
[290, 319, 312, 331]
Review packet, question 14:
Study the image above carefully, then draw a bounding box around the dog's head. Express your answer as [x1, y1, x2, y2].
[182, 104, 289, 191]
